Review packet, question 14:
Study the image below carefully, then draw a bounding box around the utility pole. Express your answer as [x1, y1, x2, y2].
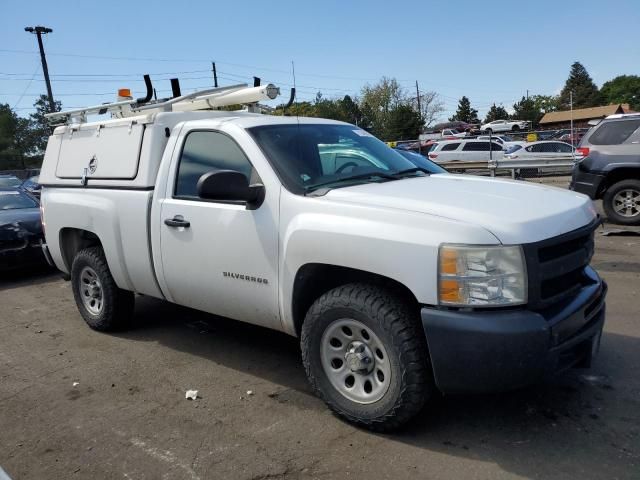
[24, 25, 54, 110]
[416, 81, 422, 154]
[570, 91, 574, 145]
[526, 89, 529, 100]
[211, 62, 218, 88]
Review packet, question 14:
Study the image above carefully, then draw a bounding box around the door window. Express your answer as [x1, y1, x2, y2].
[175, 131, 257, 199]
[462, 142, 500, 151]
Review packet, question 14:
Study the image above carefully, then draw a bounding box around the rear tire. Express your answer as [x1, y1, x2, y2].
[511, 125, 520, 132]
[484, 128, 492, 134]
[71, 246, 135, 331]
[301, 283, 433, 431]
[603, 179, 640, 226]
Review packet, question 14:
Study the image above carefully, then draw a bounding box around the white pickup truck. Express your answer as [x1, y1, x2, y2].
[39, 83, 607, 431]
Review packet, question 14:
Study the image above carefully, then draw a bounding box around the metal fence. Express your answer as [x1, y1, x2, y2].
[438, 156, 575, 181]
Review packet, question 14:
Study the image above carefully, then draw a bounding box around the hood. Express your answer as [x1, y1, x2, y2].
[324, 174, 597, 244]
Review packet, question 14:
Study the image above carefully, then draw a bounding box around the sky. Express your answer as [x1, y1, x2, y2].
[1, 0, 639, 122]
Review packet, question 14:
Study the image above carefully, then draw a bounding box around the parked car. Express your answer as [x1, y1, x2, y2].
[0, 174, 22, 188]
[427, 139, 504, 164]
[476, 135, 526, 149]
[480, 119, 529, 133]
[39, 83, 606, 431]
[419, 128, 468, 141]
[535, 130, 559, 140]
[571, 113, 640, 225]
[393, 149, 448, 174]
[504, 141, 577, 161]
[558, 132, 585, 146]
[21, 175, 42, 198]
[0, 187, 45, 271]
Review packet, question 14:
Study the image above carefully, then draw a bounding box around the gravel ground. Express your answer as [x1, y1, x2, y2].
[1, 208, 639, 479]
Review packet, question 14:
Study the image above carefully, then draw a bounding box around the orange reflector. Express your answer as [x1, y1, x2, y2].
[440, 248, 458, 275]
[118, 88, 132, 97]
[439, 279, 462, 303]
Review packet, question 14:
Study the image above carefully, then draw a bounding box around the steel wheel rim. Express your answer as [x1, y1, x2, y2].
[79, 266, 103, 315]
[613, 188, 640, 218]
[320, 318, 391, 404]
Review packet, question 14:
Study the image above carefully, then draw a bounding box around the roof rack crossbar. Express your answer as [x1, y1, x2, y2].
[46, 82, 280, 124]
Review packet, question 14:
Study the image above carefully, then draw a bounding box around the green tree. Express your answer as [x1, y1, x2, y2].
[360, 77, 407, 139]
[27, 94, 62, 156]
[484, 103, 509, 123]
[559, 62, 603, 109]
[531, 94, 560, 114]
[601, 75, 640, 110]
[386, 104, 423, 141]
[449, 96, 479, 123]
[511, 96, 543, 127]
[0, 104, 31, 169]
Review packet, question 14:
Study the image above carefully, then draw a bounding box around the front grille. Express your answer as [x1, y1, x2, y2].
[523, 219, 598, 310]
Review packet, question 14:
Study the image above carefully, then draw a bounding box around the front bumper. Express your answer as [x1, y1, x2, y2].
[421, 269, 606, 394]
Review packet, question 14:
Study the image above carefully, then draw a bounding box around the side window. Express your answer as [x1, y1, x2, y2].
[441, 143, 460, 151]
[175, 131, 257, 198]
[527, 144, 539, 152]
[588, 119, 640, 145]
[491, 143, 503, 151]
[463, 142, 492, 151]
[556, 143, 573, 153]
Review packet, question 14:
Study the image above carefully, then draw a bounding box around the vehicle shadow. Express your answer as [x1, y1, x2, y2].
[119, 296, 638, 479]
[119, 295, 312, 397]
[0, 266, 58, 291]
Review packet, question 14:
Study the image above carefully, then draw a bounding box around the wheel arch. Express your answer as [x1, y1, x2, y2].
[59, 228, 103, 277]
[600, 167, 640, 197]
[291, 263, 419, 337]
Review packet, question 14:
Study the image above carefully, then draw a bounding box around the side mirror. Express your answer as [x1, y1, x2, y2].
[196, 170, 265, 209]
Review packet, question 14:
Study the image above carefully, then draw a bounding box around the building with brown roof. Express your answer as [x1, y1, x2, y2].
[539, 104, 634, 129]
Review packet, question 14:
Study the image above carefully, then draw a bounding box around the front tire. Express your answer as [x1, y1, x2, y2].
[71, 246, 135, 331]
[511, 125, 521, 132]
[603, 179, 640, 226]
[301, 283, 433, 431]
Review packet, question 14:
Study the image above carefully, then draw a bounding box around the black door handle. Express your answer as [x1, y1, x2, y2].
[164, 215, 190, 228]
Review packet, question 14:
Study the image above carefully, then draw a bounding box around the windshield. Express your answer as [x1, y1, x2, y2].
[505, 144, 523, 154]
[394, 150, 447, 173]
[0, 190, 37, 210]
[249, 124, 417, 193]
[0, 176, 22, 188]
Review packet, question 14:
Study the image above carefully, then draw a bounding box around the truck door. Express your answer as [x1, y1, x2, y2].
[157, 129, 280, 330]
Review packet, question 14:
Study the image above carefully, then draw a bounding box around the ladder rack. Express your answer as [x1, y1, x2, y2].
[46, 82, 281, 125]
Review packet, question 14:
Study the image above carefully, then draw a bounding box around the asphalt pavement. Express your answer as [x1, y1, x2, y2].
[0, 228, 638, 479]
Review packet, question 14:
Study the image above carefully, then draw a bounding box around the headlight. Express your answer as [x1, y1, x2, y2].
[438, 245, 527, 307]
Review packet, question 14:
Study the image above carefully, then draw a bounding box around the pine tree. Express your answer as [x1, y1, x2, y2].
[484, 104, 509, 123]
[449, 96, 479, 123]
[558, 62, 603, 109]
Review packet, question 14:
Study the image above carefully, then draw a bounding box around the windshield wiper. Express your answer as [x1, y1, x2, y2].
[305, 172, 398, 194]
[392, 167, 430, 177]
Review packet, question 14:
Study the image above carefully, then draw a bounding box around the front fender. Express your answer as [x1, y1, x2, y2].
[278, 194, 499, 335]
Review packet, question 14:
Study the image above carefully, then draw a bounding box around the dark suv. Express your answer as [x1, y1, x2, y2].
[570, 114, 640, 225]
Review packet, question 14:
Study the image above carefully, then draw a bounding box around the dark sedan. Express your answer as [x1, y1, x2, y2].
[21, 175, 42, 198]
[0, 188, 46, 271]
